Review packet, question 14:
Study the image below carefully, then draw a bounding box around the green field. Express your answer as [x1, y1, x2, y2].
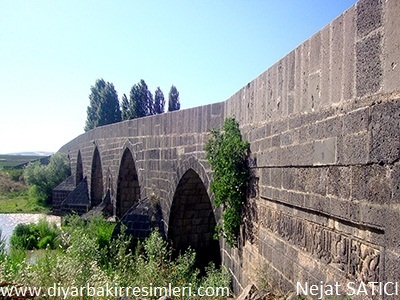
[0, 154, 48, 169]
[0, 158, 51, 213]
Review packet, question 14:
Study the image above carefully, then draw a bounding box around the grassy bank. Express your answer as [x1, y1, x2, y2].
[0, 169, 50, 213]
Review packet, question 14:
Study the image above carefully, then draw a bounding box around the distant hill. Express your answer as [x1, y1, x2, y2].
[6, 151, 53, 156]
[0, 154, 51, 169]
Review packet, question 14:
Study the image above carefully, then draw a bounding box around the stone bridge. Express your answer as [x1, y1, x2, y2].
[54, 0, 400, 296]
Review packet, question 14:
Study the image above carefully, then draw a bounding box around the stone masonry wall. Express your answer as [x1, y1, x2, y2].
[222, 0, 400, 295]
[57, 0, 400, 297]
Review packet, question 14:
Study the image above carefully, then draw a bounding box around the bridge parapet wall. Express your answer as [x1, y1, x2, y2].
[222, 0, 400, 294]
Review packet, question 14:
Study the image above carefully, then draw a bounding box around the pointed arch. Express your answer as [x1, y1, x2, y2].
[168, 166, 221, 270]
[90, 146, 103, 207]
[76, 150, 84, 185]
[116, 147, 140, 218]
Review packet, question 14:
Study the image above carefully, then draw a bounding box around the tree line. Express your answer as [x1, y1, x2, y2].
[85, 78, 180, 132]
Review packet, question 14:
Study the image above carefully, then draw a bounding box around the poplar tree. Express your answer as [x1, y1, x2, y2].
[84, 79, 122, 131]
[129, 79, 153, 119]
[121, 94, 130, 121]
[168, 85, 180, 112]
[154, 87, 165, 114]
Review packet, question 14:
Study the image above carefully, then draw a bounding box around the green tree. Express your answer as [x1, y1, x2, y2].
[153, 87, 165, 114]
[168, 85, 180, 112]
[121, 93, 130, 121]
[23, 152, 71, 205]
[84, 79, 122, 131]
[129, 79, 153, 119]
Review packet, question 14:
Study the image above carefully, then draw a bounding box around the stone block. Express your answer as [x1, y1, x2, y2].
[331, 15, 344, 104]
[309, 31, 321, 73]
[343, 107, 369, 134]
[289, 191, 304, 208]
[280, 131, 293, 146]
[329, 197, 349, 219]
[260, 168, 271, 186]
[385, 251, 400, 285]
[286, 50, 296, 93]
[342, 132, 369, 165]
[303, 167, 327, 196]
[288, 115, 302, 130]
[323, 116, 343, 138]
[283, 143, 307, 167]
[287, 93, 295, 116]
[300, 40, 310, 113]
[313, 137, 337, 165]
[383, 0, 400, 94]
[294, 46, 302, 115]
[392, 163, 400, 203]
[320, 24, 331, 109]
[369, 98, 400, 164]
[270, 168, 282, 188]
[301, 122, 319, 143]
[356, 0, 383, 38]
[342, 6, 356, 101]
[282, 168, 295, 190]
[308, 72, 321, 112]
[327, 166, 351, 199]
[359, 203, 386, 228]
[356, 33, 383, 97]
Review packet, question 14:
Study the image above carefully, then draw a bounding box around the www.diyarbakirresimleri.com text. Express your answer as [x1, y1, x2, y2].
[0, 283, 230, 299]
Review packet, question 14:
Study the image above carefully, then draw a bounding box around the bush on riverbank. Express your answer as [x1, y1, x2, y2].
[1, 216, 231, 299]
[23, 152, 70, 205]
[9, 218, 60, 250]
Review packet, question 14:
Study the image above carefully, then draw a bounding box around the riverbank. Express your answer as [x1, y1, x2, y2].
[0, 213, 61, 250]
[0, 169, 50, 213]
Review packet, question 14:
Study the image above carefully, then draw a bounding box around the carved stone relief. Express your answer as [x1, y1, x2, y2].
[259, 205, 381, 281]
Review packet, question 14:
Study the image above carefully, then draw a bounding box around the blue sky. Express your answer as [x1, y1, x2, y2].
[0, 0, 357, 154]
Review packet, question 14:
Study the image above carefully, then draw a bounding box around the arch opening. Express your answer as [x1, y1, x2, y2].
[90, 147, 103, 207]
[168, 169, 221, 270]
[116, 148, 140, 218]
[76, 151, 83, 185]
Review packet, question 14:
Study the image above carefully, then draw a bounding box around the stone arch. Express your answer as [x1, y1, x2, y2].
[76, 150, 84, 185]
[90, 146, 103, 207]
[116, 147, 140, 218]
[167, 160, 221, 270]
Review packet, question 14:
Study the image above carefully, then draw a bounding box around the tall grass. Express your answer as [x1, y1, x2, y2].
[0, 216, 231, 299]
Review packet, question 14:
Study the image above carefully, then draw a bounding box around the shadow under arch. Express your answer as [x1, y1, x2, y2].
[116, 147, 140, 218]
[76, 150, 84, 185]
[167, 157, 221, 270]
[90, 146, 103, 208]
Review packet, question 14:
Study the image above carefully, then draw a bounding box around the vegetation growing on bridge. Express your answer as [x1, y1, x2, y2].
[205, 117, 250, 247]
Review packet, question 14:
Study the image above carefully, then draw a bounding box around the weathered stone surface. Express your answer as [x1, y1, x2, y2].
[356, 0, 383, 38]
[356, 33, 383, 97]
[369, 98, 400, 164]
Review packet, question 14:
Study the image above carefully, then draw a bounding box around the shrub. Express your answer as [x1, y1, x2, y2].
[23, 152, 70, 204]
[204, 117, 250, 247]
[9, 219, 60, 250]
[1, 217, 231, 299]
